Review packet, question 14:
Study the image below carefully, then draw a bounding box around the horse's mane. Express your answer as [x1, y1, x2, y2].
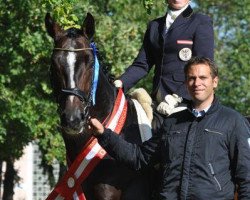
[66, 28, 83, 38]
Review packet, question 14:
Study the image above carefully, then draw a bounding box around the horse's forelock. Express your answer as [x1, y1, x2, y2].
[66, 28, 82, 38]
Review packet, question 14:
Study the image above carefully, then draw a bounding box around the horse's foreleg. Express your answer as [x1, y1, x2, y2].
[94, 183, 121, 200]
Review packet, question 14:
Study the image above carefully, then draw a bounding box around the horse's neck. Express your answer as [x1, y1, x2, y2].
[92, 71, 116, 122]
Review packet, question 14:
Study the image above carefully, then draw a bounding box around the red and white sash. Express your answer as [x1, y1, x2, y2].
[46, 89, 127, 200]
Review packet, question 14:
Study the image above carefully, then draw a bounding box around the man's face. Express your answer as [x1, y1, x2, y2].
[186, 63, 218, 107]
[167, 0, 190, 10]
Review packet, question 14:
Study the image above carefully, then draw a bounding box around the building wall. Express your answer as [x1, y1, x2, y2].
[0, 143, 59, 200]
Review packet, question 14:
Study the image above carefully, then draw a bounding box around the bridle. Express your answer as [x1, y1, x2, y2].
[54, 47, 93, 52]
[53, 46, 95, 121]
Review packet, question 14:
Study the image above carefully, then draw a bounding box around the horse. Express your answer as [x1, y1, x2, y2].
[45, 12, 162, 200]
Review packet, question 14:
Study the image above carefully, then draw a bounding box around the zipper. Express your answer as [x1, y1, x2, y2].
[174, 131, 181, 134]
[208, 163, 222, 191]
[205, 129, 223, 136]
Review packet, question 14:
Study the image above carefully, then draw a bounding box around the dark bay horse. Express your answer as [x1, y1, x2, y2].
[45, 13, 161, 199]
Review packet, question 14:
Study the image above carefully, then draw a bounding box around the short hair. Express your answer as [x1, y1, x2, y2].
[184, 57, 218, 79]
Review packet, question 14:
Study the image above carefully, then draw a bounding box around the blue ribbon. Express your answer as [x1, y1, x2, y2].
[90, 42, 100, 105]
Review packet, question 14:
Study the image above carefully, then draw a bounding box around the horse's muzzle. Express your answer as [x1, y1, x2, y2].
[61, 108, 84, 134]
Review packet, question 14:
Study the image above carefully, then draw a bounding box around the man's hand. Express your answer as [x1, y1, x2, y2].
[86, 118, 104, 136]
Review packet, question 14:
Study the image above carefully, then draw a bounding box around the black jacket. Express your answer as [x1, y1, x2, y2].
[98, 98, 250, 199]
[120, 6, 214, 101]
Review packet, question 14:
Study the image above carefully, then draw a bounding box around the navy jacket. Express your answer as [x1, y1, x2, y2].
[98, 98, 250, 199]
[120, 6, 214, 101]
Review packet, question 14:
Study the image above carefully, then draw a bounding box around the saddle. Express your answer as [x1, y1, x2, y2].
[129, 88, 153, 123]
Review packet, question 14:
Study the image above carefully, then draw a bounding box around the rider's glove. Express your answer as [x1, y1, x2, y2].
[113, 80, 123, 88]
[157, 94, 183, 116]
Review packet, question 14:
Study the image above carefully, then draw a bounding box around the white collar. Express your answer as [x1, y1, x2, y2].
[168, 2, 190, 19]
[191, 105, 211, 117]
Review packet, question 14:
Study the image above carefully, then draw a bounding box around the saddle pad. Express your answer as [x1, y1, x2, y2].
[132, 99, 152, 142]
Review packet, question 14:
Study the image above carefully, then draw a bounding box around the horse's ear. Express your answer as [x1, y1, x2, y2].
[82, 13, 95, 40]
[45, 13, 63, 39]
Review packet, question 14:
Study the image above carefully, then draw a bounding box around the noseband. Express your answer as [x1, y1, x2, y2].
[53, 46, 95, 120]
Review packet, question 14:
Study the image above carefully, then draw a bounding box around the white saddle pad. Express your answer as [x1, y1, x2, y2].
[132, 99, 152, 142]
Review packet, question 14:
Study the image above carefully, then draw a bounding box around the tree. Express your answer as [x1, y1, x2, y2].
[0, 1, 62, 198]
[195, 0, 250, 115]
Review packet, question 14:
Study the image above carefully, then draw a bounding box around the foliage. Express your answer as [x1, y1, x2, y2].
[143, 0, 155, 14]
[42, 0, 81, 29]
[0, 0, 64, 168]
[195, 0, 250, 115]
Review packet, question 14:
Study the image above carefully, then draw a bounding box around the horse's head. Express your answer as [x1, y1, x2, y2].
[45, 13, 95, 135]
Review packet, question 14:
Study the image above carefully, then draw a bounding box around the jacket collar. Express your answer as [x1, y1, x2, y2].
[159, 5, 193, 39]
[168, 5, 193, 32]
[206, 97, 220, 115]
[159, 15, 167, 37]
[181, 5, 193, 18]
[187, 96, 220, 117]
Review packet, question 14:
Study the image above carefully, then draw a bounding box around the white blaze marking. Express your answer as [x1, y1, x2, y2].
[67, 52, 76, 103]
[248, 138, 250, 148]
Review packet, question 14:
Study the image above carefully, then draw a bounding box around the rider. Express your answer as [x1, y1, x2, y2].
[114, 0, 214, 115]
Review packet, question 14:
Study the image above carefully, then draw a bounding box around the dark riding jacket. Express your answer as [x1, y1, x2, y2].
[119, 6, 214, 101]
[97, 98, 250, 199]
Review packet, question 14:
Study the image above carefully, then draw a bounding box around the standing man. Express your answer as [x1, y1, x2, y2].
[114, 0, 214, 115]
[88, 57, 250, 199]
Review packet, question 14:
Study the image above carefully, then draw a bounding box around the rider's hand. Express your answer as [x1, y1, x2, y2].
[156, 94, 183, 116]
[164, 94, 182, 106]
[86, 118, 104, 136]
[113, 80, 123, 88]
[157, 101, 174, 116]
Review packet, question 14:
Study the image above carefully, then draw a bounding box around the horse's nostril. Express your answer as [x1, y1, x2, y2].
[61, 110, 83, 129]
[69, 117, 81, 128]
[61, 113, 67, 126]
